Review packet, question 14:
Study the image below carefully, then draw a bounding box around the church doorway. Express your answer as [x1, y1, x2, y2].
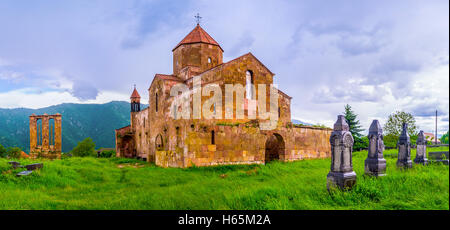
[121, 136, 135, 158]
[264, 133, 285, 163]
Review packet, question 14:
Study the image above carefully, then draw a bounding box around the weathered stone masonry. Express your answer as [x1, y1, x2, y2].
[115, 24, 332, 168]
[29, 113, 62, 159]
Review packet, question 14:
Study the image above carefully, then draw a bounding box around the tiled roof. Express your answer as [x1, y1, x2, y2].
[155, 74, 184, 82]
[130, 88, 141, 99]
[173, 24, 223, 51]
[184, 52, 275, 82]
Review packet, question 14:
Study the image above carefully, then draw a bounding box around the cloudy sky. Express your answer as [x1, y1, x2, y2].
[0, 0, 448, 135]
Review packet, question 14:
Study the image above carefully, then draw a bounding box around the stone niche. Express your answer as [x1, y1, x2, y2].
[327, 115, 357, 191]
[29, 113, 62, 159]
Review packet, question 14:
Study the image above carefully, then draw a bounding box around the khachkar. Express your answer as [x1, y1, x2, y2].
[364, 120, 387, 176]
[397, 123, 412, 168]
[414, 130, 428, 165]
[29, 113, 62, 159]
[327, 115, 357, 191]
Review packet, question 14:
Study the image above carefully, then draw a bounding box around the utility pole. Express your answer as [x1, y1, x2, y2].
[435, 110, 438, 145]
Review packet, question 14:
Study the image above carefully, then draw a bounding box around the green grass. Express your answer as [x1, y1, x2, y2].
[0, 147, 448, 210]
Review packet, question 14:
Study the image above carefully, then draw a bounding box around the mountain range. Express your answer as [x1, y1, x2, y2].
[0, 101, 312, 153]
[0, 101, 138, 152]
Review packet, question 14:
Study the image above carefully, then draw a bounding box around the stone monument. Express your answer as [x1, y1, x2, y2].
[29, 113, 62, 159]
[414, 130, 428, 165]
[397, 123, 412, 168]
[327, 115, 357, 191]
[364, 120, 386, 176]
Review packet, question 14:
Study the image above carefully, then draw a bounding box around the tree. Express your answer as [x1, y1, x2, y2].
[343, 104, 366, 150]
[71, 137, 96, 157]
[384, 111, 418, 137]
[343, 104, 364, 137]
[440, 131, 449, 144]
[0, 143, 7, 158]
[6, 147, 22, 158]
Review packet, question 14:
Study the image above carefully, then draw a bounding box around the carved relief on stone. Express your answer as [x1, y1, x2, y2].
[397, 122, 412, 168]
[364, 120, 386, 176]
[327, 115, 356, 190]
[414, 130, 428, 165]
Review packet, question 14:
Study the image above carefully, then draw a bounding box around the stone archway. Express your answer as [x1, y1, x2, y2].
[121, 135, 135, 158]
[264, 133, 285, 163]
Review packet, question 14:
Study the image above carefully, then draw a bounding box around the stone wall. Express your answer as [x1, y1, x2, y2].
[115, 125, 132, 158]
[173, 43, 223, 78]
[132, 107, 149, 160]
[153, 121, 331, 168]
[29, 113, 62, 159]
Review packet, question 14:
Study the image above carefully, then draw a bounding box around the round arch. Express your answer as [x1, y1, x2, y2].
[264, 133, 285, 163]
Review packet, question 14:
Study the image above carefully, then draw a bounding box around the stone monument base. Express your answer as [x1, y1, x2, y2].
[327, 171, 357, 191]
[364, 158, 386, 176]
[29, 151, 61, 159]
[396, 160, 412, 169]
[413, 158, 428, 165]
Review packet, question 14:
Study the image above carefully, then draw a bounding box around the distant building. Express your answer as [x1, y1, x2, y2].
[115, 23, 332, 167]
[424, 132, 440, 144]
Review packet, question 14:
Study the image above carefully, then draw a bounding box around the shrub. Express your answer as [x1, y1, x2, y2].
[0, 144, 6, 158]
[440, 131, 449, 144]
[6, 147, 22, 159]
[383, 134, 398, 148]
[410, 135, 418, 146]
[353, 136, 369, 151]
[312, 124, 330, 129]
[99, 150, 115, 158]
[71, 137, 96, 157]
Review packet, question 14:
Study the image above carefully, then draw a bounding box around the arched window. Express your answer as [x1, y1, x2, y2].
[155, 134, 163, 150]
[211, 130, 215, 145]
[36, 118, 42, 146]
[155, 93, 158, 112]
[49, 118, 55, 146]
[173, 103, 177, 119]
[208, 57, 212, 63]
[246, 70, 254, 99]
[176, 127, 180, 147]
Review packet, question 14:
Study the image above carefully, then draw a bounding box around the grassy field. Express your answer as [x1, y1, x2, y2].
[0, 147, 448, 210]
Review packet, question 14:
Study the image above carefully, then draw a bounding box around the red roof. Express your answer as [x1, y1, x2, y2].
[173, 24, 223, 51]
[155, 74, 184, 82]
[130, 88, 140, 99]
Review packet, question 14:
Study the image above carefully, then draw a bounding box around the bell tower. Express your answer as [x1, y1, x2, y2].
[172, 21, 223, 79]
[130, 85, 141, 112]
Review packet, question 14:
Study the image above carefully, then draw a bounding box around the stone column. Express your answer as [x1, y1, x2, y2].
[397, 123, 412, 168]
[42, 115, 49, 152]
[414, 130, 428, 165]
[29, 115, 37, 152]
[364, 120, 386, 176]
[54, 114, 62, 154]
[327, 115, 357, 191]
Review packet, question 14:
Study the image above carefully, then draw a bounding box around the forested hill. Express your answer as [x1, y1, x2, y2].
[0, 101, 138, 152]
[0, 101, 310, 153]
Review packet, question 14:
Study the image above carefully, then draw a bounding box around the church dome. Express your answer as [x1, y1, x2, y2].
[172, 24, 223, 52]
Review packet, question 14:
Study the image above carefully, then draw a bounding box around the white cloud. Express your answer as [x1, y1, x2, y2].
[0, 0, 448, 135]
[0, 88, 129, 109]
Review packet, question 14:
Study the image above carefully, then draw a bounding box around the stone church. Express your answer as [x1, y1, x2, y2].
[115, 23, 331, 167]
